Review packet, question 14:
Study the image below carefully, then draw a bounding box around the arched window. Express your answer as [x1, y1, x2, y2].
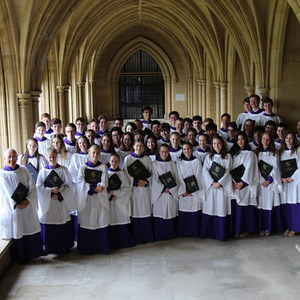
[119, 50, 165, 119]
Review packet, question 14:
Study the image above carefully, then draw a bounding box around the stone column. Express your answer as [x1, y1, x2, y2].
[89, 79, 95, 119]
[17, 93, 32, 150]
[200, 80, 206, 118]
[214, 82, 221, 127]
[110, 78, 119, 117]
[258, 87, 270, 99]
[197, 80, 202, 116]
[64, 84, 71, 122]
[221, 82, 228, 115]
[187, 77, 193, 116]
[77, 81, 86, 117]
[57, 85, 66, 127]
[31, 90, 42, 126]
[164, 78, 171, 119]
[244, 85, 256, 96]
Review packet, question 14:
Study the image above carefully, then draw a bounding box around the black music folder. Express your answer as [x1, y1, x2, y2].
[209, 162, 225, 182]
[11, 182, 29, 205]
[85, 169, 102, 184]
[107, 173, 122, 192]
[184, 175, 199, 194]
[159, 171, 177, 189]
[127, 159, 151, 180]
[280, 158, 297, 178]
[258, 160, 273, 181]
[44, 170, 63, 188]
[230, 164, 245, 183]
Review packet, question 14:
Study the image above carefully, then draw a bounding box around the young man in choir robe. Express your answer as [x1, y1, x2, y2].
[169, 111, 179, 132]
[205, 123, 217, 144]
[75, 117, 86, 139]
[134, 119, 143, 131]
[264, 120, 277, 140]
[175, 118, 187, 143]
[111, 126, 123, 150]
[64, 123, 77, 154]
[249, 126, 264, 151]
[217, 113, 231, 140]
[50, 118, 64, 138]
[151, 120, 162, 141]
[225, 122, 237, 152]
[158, 122, 171, 146]
[41, 113, 53, 139]
[261, 98, 281, 126]
[34, 121, 50, 157]
[275, 123, 288, 150]
[141, 106, 153, 132]
[88, 119, 101, 144]
[169, 132, 182, 162]
[193, 115, 205, 136]
[182, 118, 193, 135]
[247, 94, 264, 126]
[113, 116, 124, 132]
[0, 148, 43, 263]
[97, 114, 109, 136]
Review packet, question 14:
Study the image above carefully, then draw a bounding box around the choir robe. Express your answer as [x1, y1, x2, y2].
[36, 136, 50, 157]
[177, 156, 205, 237]
[99, 149, 112, 166]
[169, 147, 182, 162]
[231, 150, 259, 235]
[0, 165, 43, 263]
[249, 140, 259, 151]
[217, 128, 228, 140]
[68, 151, 89, 241]
[123, 153, 154, 244]
[193, 148, 210, 164]
[36, 165, 74, 254]
[117, 149, 131, 169]
[76, 161, 110, 254]
[236, 111, 250, 130]
[257, 151, 283, 234]
[108, 168, 134, 249]
[151, 159, 180, 240]
[260, 113, 281, 126]
[17, 154, 48, 172]
[280, 148, 300, 232]
[57, 151, 72, 168]
[201, 154, 233, 241]
[247, 109, 264, 126]
[64, 138, 76, 154]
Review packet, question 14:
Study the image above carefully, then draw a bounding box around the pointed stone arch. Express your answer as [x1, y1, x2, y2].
[106, 37, 177, 118]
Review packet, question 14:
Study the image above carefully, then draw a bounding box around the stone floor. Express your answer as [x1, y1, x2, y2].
[1, 234, 300, 300]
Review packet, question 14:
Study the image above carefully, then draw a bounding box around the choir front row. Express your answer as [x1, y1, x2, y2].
[1, 131, 300, 264]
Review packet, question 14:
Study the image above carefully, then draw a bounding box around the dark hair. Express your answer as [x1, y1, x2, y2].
[256, 132, 276, 156]
[277, 122, 288, 130]
[249, 94, 260, 103]
[203, 118, 214, 124]
[160, 122, 170, 132]
[265, 120, 276, 129]
[65, 123, 76, 131]
[279, 131, 299, 156]
[89, 118, 99, 125]
[97, 114, 108, 122]
[110, 126, 123, 135]
[254, 126, 265, 133]
[125, 122, 137, 132]
[151, 120, 161, 129]
[169, 111, 179, 118]
[192, 115, 202, 122]
[119, 132, 134, 152]
[209, 135, 227, 159]
[221, 113, 231, 120]
[35, 121, 46, 129]
[113, 116, 124, 123]
[183, 118, 193, 125]
[142, 106, 153, 114]
[227, 122, 237, 131]
[229, 131, 251, 156]
[187, 128, 197, 135]
[21, 138, 42, 171]
[262, 98, 273, 106]
[51, 118, 62, 126]
[75, 136, 91, 153]
[100, 133, 115, 154]
[144, 135, 158, 156]
[243, 97, 250, 104]
[206, 123, 217, 131]
[157, 143, 171, 161]
[179, 142, 193, 160]
[75, 117, 86, 124]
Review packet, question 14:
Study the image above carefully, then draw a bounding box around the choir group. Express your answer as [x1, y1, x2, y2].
[1, 94, 300, 264]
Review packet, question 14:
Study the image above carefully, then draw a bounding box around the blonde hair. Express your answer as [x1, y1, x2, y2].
[50, 134, 68, 160]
